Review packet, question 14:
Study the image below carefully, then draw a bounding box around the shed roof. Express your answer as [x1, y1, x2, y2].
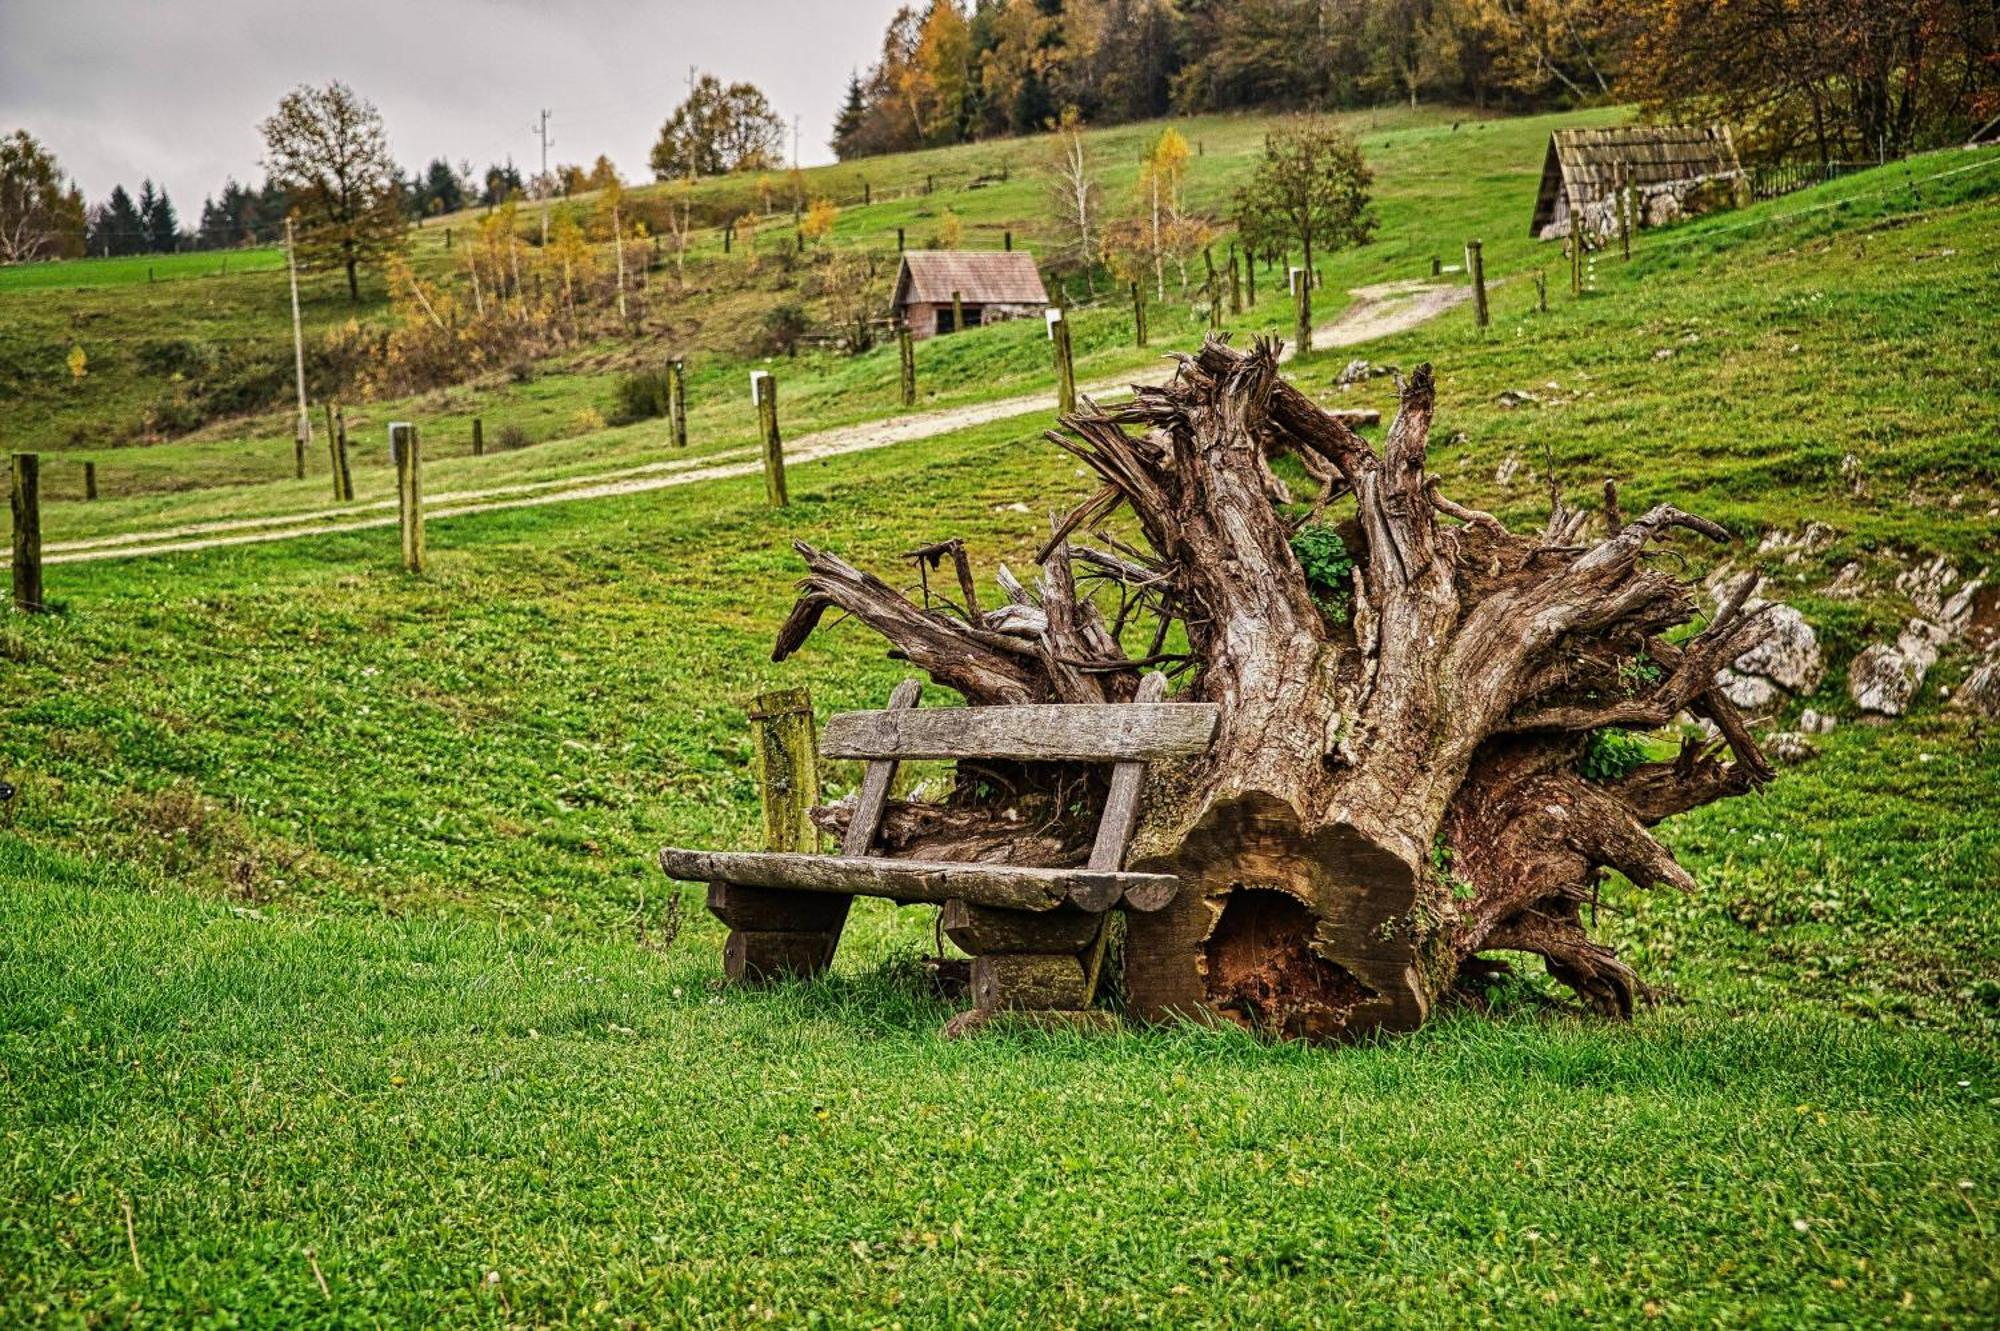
[892, 251, 1048, 307]
[1530, 125, 1743, 234]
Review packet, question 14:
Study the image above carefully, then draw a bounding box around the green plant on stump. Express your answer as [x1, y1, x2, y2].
[1290, 521, 1354, 623]
[1579, 728, 1651, 783]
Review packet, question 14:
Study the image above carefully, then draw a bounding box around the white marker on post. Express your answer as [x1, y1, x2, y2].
[1044, 307, 1063, 339]
[749, 369, 769, 404]
[388, 421, 412, 463]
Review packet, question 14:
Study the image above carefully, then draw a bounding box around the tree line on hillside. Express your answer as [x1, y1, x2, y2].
[3, 125, 628, 263]
[834, 0, 1998, 166]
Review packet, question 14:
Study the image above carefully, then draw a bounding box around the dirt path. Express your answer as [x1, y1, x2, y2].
[25, 280, 1469, 568]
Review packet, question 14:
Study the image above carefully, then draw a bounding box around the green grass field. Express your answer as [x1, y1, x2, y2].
[0, 247, 285, 293]
[1, 112, 1997, 1326]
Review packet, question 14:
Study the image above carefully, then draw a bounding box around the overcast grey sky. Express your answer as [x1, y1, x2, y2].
[0, 0, 907, 212]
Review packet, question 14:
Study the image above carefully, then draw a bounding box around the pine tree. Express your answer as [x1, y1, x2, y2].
[135, 179, 178, 252]
[422, 158, 466, 215]
[831, 71, 868, 159]
[95, 184, 144, 256]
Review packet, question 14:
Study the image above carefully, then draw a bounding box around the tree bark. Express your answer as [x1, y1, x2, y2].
[772, 335, 1774, 1040]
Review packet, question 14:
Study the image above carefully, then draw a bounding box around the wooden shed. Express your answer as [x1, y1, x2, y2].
[1531, 126, 1745, 243]
[892, 251, 1049, 339]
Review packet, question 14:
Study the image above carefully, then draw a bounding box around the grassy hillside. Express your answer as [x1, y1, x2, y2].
[0, 102, 1562, 488]
[1, 118, 1996, 1325]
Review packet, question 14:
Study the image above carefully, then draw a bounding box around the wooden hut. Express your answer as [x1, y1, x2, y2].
[1530, 126, 1745, 243]
[891, 251, 1049, 339]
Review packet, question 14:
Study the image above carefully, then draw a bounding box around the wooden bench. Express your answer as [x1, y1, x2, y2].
[658, 672, 1219, 1029]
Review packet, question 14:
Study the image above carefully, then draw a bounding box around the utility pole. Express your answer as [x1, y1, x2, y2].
[686, 67, 699, 182]
[533, 108, 553, 247]
[284, 216, 311, 478]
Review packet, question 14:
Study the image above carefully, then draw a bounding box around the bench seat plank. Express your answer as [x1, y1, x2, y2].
[659, 847, 1180, 913]
[821, 702, 1219, 763]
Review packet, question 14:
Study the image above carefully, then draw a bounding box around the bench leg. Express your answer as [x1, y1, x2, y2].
[942, 898, 1111, 1034]
[707, 883, 851, 985]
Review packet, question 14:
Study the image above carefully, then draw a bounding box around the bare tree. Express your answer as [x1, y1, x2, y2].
[260, 83, 404, 302]
[1043, 108, 1101, 284]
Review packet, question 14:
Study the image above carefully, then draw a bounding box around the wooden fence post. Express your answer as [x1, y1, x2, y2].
[324, 402, 343, 498]
[11, 454, 41, 613]
[896, 227, 905, 252]
[1245, 253, 1255, 308]
[1467, 239, 1489, 328]
[83, 461, 97, 501]
[1003, 230, 1012, 251]
[1049, 309, 1076, 415]
[897, 323, 916, 407]
[951, 289, 963, 335]
[668, 359, 688, 448]
[714, 686, 847, 984]
[1228, 243, 1242, 314]
[1131, 282, 1146, 348]
[293, 419, 307, 480]
[1570, 211, 1583, 296]
[391, 422, 424, 573]
[334, 407, 353, 501]
[752, 371, 787, 507]
[1618, 164, 1631, 260]
[1292, 266, 1312, 357]
[1431, 255, 1442, 277]
[472, 416, 484, 457]
[749, 687, 821, 853]
[1535, 269, 1548, 314]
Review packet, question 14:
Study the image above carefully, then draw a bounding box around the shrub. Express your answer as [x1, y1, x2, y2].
[572, 406, 606, 433]
[496, 423, 529, 450]
[1578, 729, 1652, 783]
[613, 370, 671, 423]
[757, 303, 809, 357]
[1290, 522, 1355, 624]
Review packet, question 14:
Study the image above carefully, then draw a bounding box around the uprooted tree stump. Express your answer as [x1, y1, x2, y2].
[773, 335, 1775, 1040]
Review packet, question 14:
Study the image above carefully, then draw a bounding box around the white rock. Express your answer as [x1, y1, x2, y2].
[1494, 455, 1521, 485]
[1822, 562, 1865, 599]
[1896, 618, 1949, 674]
[1718, 669, 1783, 712]
[1849, 643, 1922, 716]
[1797, 708, 1838, 734]
[1951, 649, 2000, 718]
[1764, 732, 1819, 764]
[1337, 359, 1372, 386]
[1733, 603, 1824, 694]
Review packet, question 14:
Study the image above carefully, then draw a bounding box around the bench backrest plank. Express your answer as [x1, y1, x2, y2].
[1088, 672, 1168, 871]
[822, 700, 1218, 764]
[843, 678, 922, 857]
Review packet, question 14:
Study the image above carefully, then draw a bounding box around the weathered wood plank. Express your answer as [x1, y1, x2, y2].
[658, 848, 1179, 913]
[971, 954, 1088, 1010]
[822, 701, 1218, 763]
[707, 882, 850, 933]
[941, 899, 1102, 954]
[724, 929, 840, 984]
[1088, 672, 1167, 873]
[843, 679, 921, 856]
